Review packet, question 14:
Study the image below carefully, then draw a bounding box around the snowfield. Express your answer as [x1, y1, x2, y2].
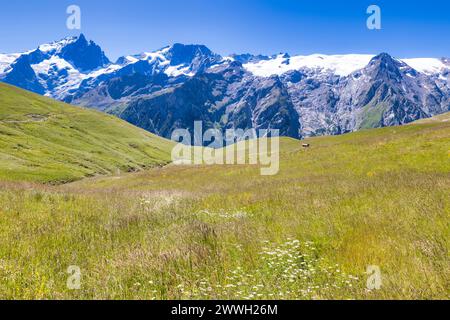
[243, 54, 449, 78]
[243, 54, 375, 77]
[401, 58, 448, 75]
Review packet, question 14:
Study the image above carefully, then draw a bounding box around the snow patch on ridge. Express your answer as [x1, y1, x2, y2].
[31, 55, 124, 98]
[164, 65, 195, 77]
[0, 53, 21, 74]
[38, 37, 78, 54]
[401, 58, 447, 75]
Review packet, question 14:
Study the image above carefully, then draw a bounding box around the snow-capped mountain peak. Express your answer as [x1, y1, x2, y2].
[57, 34, 110, 72]
[111, 43, 223, 79]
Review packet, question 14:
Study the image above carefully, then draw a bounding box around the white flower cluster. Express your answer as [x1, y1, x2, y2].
[173, 239, 360, 300]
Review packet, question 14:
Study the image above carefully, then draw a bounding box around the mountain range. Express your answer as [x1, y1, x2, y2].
[1, 34, 449, 139]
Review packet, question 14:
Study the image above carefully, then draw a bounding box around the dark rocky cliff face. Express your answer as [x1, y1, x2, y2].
[58, 34, 110, 72]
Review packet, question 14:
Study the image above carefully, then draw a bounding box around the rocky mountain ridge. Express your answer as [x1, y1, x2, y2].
[1, 34, 449, 139]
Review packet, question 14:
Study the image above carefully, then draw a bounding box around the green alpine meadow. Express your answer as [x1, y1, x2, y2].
[0, 83, 448, 300]
[0, 83, 174, 183]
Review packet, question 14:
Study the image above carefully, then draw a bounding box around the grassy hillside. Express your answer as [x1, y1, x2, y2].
[0, 83, 174, 183]
[0, 106, 448, 299]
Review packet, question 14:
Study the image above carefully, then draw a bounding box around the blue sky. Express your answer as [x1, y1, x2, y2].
[0, 0, 449, 60]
